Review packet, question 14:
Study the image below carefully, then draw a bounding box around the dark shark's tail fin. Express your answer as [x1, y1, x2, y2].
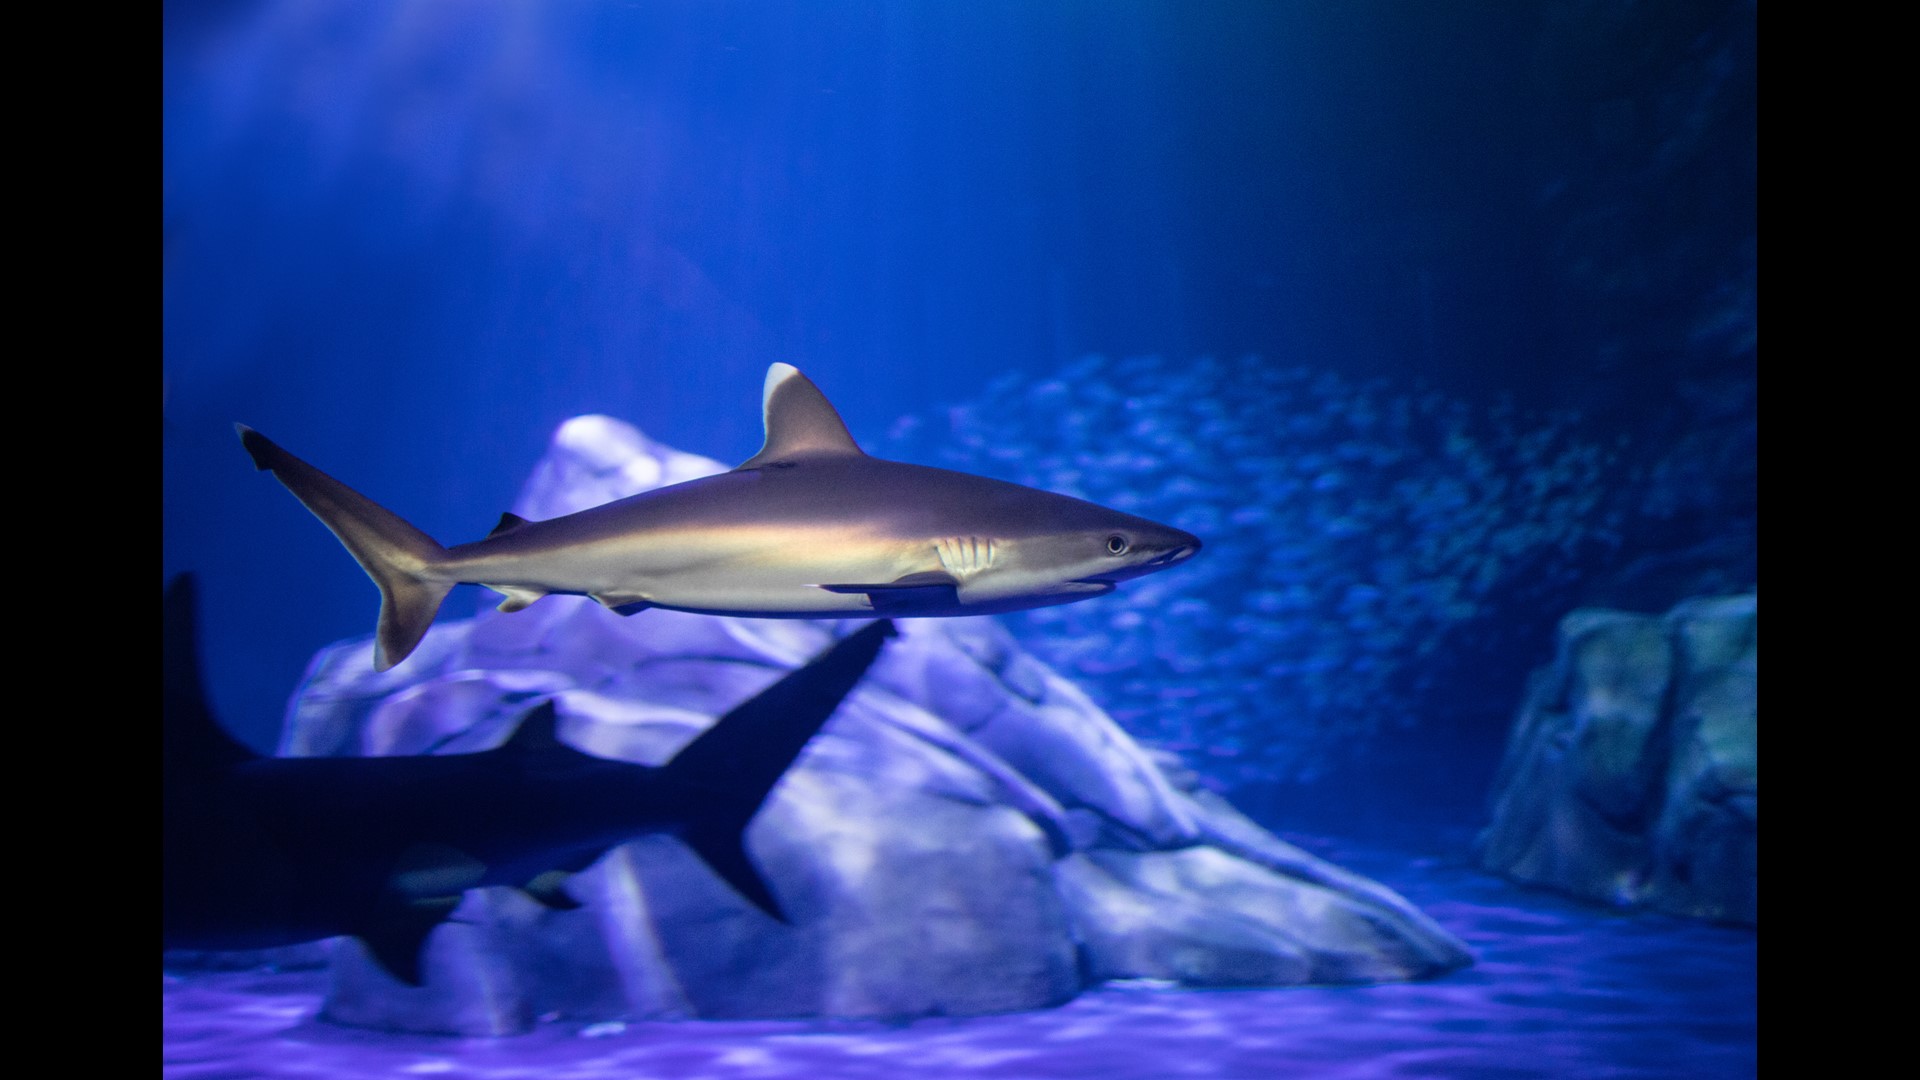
[664, 620, 897, 920]
[235, 425, 453, 671]
[163, 574, 258, 770]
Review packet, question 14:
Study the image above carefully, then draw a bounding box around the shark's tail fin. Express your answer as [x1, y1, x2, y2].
[163, 573, 259, 770]
[663, 619, 897, 920]
[236, 425, 453, 671]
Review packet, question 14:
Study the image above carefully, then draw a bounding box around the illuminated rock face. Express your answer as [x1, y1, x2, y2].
[274, 415, 1470, 1036]
[1475, 595, 1756, 926]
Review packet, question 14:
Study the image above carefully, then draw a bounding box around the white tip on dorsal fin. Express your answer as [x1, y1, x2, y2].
[736, 363, 865, 470]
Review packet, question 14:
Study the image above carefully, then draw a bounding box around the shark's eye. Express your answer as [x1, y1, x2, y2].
[1106, 535, 1130, 556]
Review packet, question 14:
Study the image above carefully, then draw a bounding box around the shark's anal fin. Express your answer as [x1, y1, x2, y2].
[590, 591, 654, 616]
[815, 571, 960, 614]
[359, 895, 462, 987]
[521, 870, 583, 911]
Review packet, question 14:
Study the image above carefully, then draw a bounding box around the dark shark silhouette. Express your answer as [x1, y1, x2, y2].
[162, 574, 895, 984]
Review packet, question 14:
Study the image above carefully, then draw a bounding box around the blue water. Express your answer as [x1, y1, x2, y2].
[162, 832, 1756, 1079]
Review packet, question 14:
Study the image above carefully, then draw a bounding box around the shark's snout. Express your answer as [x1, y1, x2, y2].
[1150, 539, 1201, 567]
[1074, 531, 1202, 586]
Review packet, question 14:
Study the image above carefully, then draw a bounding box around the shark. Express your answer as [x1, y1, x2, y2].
[238, 363, 1200, 671]
[161, 573, 895, 985]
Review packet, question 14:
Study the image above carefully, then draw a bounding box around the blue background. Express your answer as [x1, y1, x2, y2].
[162, 0, 1754, 806]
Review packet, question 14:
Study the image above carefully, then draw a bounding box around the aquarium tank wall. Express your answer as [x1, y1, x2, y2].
[163, 0, 1753, 845]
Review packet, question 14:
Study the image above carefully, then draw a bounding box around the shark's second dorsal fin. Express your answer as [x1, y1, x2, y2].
[487, 512, 531, 538]
[736, 363, 865, 470]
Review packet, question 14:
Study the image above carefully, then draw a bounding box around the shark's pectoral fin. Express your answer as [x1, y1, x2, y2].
[358, 895, 462, 987]
[815, 571, 960, 614]
[521, 870, 583, 911]
[389, 843, 487, 899]
[590, 591, 654, 616]
[683, 823, 787, 923]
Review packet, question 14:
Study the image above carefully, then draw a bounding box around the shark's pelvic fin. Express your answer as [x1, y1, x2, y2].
[490, 585, 546, 613]
[521, 870, 584, 911]
[736, 363, 866, 470]
[359, 896, 461, 987]
[235, 425, 454, 671]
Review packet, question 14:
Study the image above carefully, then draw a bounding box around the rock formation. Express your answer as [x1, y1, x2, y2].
[259, 415, 1471, 1035]
[1475, 594, 1756, 925]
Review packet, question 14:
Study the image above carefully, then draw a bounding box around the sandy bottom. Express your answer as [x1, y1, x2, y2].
[163, 833, 1756, 1079]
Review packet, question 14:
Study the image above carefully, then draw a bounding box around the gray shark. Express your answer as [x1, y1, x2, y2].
[163, 573, 896, 985]
[239, 363, 1201, 671]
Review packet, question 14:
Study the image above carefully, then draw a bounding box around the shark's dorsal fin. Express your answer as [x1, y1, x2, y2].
[487, 512, 531, 538]
[499, 700, 571, 757]
[736, 363, 865, 470]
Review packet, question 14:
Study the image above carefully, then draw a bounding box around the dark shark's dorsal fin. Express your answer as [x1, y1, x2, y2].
[163, 574, 259, 771]
[499, 700, 573, 758]
[487, 512, 532, 538]
[736, 364, 865, 470]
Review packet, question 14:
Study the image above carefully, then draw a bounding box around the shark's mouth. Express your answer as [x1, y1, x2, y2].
[1146, 544, 1199, 567]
